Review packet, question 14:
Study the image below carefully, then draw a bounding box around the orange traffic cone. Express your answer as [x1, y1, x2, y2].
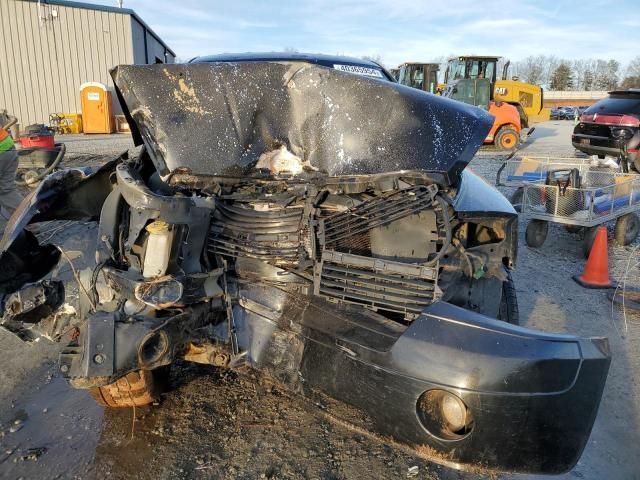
[573, 227, 615, 289]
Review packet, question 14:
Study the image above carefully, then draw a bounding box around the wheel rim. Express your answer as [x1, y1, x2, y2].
[510, 188, 523, 212]
[626, 215, 640, 241]
[527, 220, 548, 246]
[501, 132, 517, 149]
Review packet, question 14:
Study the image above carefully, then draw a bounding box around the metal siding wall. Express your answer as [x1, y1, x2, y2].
[67, 7, 83, 114]
[44, 2, 64, 124]
[122, 15, 134, 65]
[130, 18, 147, 64]
[6, 1, 25, 121]
[26, 0, 46, 121]
[0, 0, 141, 125]
[130, 18, 174, 65]
[146, 32, 165, 63]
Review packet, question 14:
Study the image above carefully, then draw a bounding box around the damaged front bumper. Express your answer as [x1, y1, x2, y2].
[0, 159, 611, 475]
[230, 285, 610, 475]
[51, 278, 609, 474]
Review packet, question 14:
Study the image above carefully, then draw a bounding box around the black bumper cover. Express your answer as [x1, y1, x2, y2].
[233, 285, 610, 474]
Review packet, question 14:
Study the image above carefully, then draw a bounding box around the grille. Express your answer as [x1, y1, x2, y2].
[315, 251, 438, 319]
[208, 203, 304, 264]
[321, 185, 437, 254]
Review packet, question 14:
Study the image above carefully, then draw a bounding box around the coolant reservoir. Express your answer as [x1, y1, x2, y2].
[143, 221, 172, 278]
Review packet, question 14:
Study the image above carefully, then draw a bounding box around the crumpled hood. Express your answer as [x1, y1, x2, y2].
[111, 62, 493, 184]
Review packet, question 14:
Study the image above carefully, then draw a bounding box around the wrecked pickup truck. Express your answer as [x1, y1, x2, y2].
[0, 55, 610, 474]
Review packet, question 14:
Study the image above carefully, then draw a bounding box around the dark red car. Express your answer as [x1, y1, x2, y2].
[572, 89, 640, 171]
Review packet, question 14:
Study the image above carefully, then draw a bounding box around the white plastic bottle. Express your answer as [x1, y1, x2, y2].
[143, 221, 172, 278]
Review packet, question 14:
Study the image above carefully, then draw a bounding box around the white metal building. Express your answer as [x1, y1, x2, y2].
[0, 0, 175, 126]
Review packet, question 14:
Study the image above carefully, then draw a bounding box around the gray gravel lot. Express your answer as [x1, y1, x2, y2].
[61, 133, 135, 156]
[0, 121, 638, 479]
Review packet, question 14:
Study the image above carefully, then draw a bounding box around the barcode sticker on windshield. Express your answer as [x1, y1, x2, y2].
[333, 64, 384, 78]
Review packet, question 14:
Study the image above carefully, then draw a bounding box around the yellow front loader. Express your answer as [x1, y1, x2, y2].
[446, 56, 550, 127]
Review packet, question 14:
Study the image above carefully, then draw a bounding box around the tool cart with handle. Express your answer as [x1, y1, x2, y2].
[496, 156, 640, 256]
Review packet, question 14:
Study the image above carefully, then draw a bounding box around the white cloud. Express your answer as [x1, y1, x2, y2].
[74, 0, 639, 66]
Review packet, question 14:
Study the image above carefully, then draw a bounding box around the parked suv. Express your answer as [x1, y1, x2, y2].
[572, 89, 640, 171]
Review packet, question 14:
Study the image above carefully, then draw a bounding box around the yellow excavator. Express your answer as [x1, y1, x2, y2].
[445, 56, 550, 127]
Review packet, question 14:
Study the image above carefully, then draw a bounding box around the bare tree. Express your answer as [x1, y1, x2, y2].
[607, 59, 620, 88]
[626, 56, 640, 77]
[583, 68, 595, 91]
[514, 55, 546, 85]
[593, 59, 619, 90]
[620, 56, 640, 88]
[620, 76, 640, 88]
[572, 59, 588, 90]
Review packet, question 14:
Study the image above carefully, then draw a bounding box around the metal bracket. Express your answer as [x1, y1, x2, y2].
[83, 314, 115, 377]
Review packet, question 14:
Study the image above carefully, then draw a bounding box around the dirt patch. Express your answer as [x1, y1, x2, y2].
[89, 364, 454, 480]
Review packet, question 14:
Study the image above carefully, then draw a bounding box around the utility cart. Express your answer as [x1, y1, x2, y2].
[16, 124, 66, 187]
[496, 156, 640, 256]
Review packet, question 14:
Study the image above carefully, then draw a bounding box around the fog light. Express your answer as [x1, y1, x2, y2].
[417, 389, 473, 440]
[441, 392, 467, 432]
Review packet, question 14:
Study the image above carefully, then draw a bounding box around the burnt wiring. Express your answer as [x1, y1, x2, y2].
[452, 238, 474, 278]
[35, 220, 77, 244]
[55, 246, 97, 312]
[89, 260, 108, 309]
[425, 194, 453, 267]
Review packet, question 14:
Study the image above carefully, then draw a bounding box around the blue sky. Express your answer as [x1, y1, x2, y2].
[80, 0, 639, 67]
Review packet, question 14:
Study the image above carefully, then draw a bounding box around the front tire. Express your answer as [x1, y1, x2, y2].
[583, 226, 600, 258]
[495, 127, 520, 151]
[510, 187, 524, 213]
[525, 220, 548, 248]
[89, 368, 167, 408]
[614, 213, 640, 246]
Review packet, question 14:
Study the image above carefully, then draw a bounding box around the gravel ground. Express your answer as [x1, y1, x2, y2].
[59, 133, 135, 156]
[0, 121, 638, 479]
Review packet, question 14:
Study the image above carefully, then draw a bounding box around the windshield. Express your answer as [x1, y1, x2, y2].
[448, 60, 466, 81]
[473, 60, 495, 81]
[447, 59, 496, 82]
[587, 96, 640, 115]
[398, 65, 424, 89]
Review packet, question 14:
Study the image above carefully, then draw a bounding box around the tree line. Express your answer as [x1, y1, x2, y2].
[512, 55, 640, 91]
